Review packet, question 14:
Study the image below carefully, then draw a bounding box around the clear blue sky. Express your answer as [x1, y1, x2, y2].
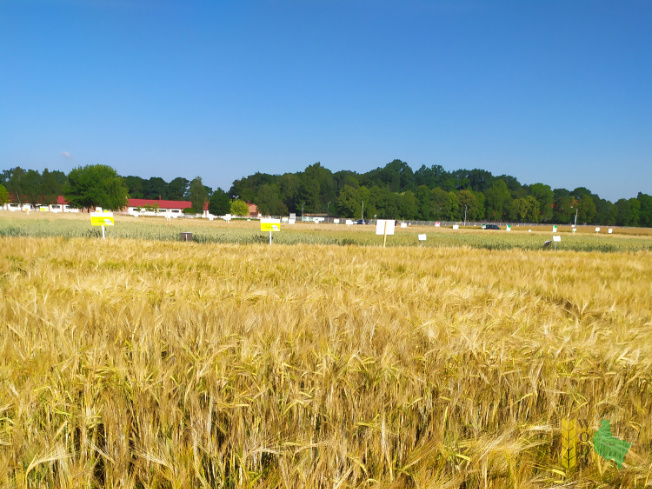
[1, 0, 650, 201]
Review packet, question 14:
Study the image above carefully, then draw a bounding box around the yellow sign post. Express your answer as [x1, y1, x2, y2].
[91, 211, 114, 239]
[260, 219, 281, 244]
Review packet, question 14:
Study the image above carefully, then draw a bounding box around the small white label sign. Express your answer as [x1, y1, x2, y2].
[553, 235, 561, 242]
[452, 224, 459, 230]
[418, 234, 427, 241]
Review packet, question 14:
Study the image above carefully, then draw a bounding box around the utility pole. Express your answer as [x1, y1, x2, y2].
[361, 200, 364, 220]
[301, 202, 304, 221]
[574, 207, 578, 226]
[464, 204, 467, 226]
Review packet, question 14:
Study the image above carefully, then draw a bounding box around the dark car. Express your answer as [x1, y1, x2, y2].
[355, 219, 368, 225]
[484, 224, 501, 230]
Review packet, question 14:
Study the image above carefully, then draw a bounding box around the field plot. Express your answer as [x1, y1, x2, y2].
[1, 237, 651, 488]
[1, 213, 652, 252]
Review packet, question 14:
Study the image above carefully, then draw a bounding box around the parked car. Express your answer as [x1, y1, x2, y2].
[355, 219, 368, 225]
[484, 224, 501, 230]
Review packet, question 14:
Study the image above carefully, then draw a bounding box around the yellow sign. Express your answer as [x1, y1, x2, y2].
[91, 212, 114, 226]
[260, 219, 281, 232]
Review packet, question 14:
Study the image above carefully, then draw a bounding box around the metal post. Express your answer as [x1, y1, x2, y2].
[361, 201, 364, 220]
[269, 230, 272, 245]
[102, 225, 105, 240]
[574, 207, 578, 226]
[464, 205, 467, 226]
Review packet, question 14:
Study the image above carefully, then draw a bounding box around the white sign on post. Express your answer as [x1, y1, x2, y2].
[224, 214, 231, 222]
[346, 220, 353, 226]
[376, 219, 395, 248]
[418, 234, 427, 241]
[376, 220, 396, 236]
[506, 224, 511, 232]
[608, 228, 613, 234]
[290, 213, 296, 220]
[452, 224, 459, 230]
[282, 217, 289, 222]
[553, 225, 558, 232]
[553, 235, 561, 242]
[289, 219, 296, 225]
[595, 227, 601, 233]
[400, 222, 407, 228]
[435, 222, 441, 227]
[334, 219, 340, 224]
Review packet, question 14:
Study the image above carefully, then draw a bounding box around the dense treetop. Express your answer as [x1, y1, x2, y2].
[1, 161, 649, 226]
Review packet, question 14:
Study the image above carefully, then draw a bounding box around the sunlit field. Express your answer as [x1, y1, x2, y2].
[1, 233, 650, 488]
[1, 212, 651, 252]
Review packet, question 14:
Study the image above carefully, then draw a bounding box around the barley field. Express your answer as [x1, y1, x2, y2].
[0, 236, 651, 488]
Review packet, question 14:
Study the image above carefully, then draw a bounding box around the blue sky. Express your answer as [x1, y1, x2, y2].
[1, 0, 650, 201]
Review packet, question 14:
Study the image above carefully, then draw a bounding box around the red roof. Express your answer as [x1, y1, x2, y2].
[127, 198, 209, 211]
[128, 198, 192, 209]
[51, 196, 208, 211]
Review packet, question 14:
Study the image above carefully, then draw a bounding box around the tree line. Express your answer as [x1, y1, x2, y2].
[1, 161, 650, 226]
[229, 160, 650, 227]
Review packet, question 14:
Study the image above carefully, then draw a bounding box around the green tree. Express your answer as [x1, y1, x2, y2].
[256, 183, 288, 216]
[553, 195, 573, 223]
[594, 197, 615, 225]
[64, 164, 128, 210]
[431, 188, 450, 220]
[615, 198, 640, 226]
[22, 169, 42, 205]
[229, 172, 276, 203]
[145, 177, 168, 200]
[230, 199, 250, 217]
[0, 184, 9, 207]
[208, 188, 231, 216]
[333, 170, 359, 194]
[189, 177, 208, 214]
[576, 195, 597, 224]
[399, 191, 418, 220]
[485, 180, 510, 219]
[458, 189, 484, 220]
[529, 183, 554, 221]
[414, 164, 454, 190]
[370, 186, 400, 218]
[415, 185, 432, 220]
[447, 192, 460, 220]
[297, 177, 320, 213]
[40, 168, 64, 205]
[637, 192, 652, 227]
[168, 177, 190, 200]
[335, 185, 360, 218]
[124, 175, 146, 199]
[5, 167, 25, 204]
[278, 173, 301, 212]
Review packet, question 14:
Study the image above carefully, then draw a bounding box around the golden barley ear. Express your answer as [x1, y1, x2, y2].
[561, 419, 577, 470]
